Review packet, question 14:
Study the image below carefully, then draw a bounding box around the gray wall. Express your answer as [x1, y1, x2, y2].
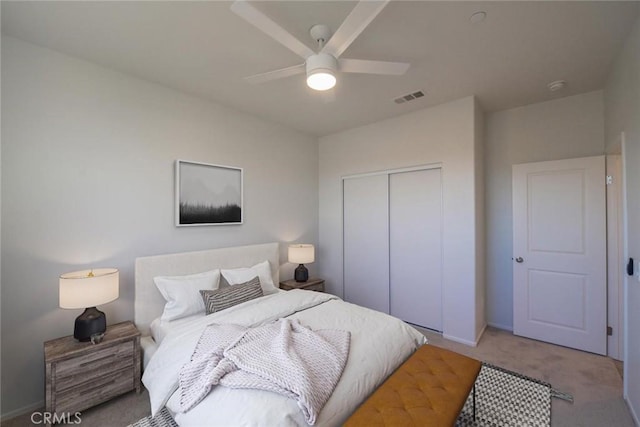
[0, 37, 319, 417]
[484, 90, 605, 330]
[603, 15, 640, 421]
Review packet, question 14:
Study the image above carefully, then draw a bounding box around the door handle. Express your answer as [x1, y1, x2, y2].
[515, 257, 524, 263]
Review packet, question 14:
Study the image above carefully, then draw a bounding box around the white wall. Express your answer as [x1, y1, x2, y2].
[484, 91, 605, 330]
[318, 96, 484, 345]
[603, 15, 640, 424]
[0, 37, 318, 418]
[0, 31, 3, 420]
[474, 98, 486, 339]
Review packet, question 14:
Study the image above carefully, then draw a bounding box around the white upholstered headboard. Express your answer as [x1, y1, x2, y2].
[134, 242, 280, 335]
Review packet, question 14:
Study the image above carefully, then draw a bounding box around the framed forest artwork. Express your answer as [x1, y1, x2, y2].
[175, 160, 243, 226]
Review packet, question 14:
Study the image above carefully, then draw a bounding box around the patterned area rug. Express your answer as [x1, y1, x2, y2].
[456, 363, 561, 427]
[129, 363, 565, 427]
[128, 408, 177, 427]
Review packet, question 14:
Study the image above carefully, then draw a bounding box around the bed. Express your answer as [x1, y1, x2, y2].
[135, 242, 426, 426]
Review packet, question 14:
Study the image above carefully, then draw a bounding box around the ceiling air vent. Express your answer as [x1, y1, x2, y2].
[394, 90, 425, 104]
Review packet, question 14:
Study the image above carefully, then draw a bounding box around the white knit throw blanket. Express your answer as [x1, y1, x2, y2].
[178, 319, 350, 425]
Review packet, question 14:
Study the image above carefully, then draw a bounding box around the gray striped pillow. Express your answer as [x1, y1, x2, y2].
[200, 276, 263, 314]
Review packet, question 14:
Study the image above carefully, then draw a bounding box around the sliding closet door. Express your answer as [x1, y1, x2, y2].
[389, 168, 442, 330]
[343, 174, 389, 313]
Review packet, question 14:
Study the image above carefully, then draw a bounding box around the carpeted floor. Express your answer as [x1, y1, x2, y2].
[614, 359, 624, 379]
[2, 326, 632, 426]
[417, 326, 633, 427]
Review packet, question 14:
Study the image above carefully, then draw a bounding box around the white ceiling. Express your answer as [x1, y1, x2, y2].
[2, 1, 639, 137]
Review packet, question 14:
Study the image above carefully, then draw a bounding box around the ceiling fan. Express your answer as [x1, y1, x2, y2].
[230, 0, 410, 91]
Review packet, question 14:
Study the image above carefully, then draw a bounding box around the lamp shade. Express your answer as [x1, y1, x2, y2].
[60, 268, 119, 309]
[288, 244, 315, 264]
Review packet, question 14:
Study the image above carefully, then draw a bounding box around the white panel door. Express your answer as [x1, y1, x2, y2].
[513, 156, 606, 355]
[343, 174, 389, 313]
[389, 168, 442, 330]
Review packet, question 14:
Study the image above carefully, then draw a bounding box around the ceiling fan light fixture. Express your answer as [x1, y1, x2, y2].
[231, 2, 410, 92]
[307, 70, 336, 91]
[306, 53, 338, 91]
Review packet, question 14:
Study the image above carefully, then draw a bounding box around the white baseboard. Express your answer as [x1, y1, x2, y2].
[476, 323, 487, 344]
[1, 400, 44, 422]
[443, 323, 487, 347]
[487, 321, 513, 332]
[442, 333, 476, 346]
[625, 395, 639, 426]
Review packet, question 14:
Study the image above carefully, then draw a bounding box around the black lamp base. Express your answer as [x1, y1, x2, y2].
[294, 264, 309, 282]
[74, 307, 106, 342]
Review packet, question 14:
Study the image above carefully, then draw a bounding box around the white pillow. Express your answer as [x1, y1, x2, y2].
[154, 269, 221, 321]
[221, 260, 277, 295]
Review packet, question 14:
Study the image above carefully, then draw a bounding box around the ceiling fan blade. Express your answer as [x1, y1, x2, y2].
[321, 0, 389, 58]
[231, 1, 315, 60]
[339, 58, 410, 75]
[244, 63, 306, 85]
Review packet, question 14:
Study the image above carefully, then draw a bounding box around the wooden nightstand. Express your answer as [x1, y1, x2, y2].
[279, 277, 325, 292]
[44, 321, 141, 416]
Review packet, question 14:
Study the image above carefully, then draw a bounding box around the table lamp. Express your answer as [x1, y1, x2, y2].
[288, 244, 315, 282]
[59, 268, 119, 342]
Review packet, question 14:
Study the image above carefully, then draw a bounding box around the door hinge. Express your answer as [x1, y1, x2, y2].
[607, 326, 613, 336]
[606, 175, 613, 185]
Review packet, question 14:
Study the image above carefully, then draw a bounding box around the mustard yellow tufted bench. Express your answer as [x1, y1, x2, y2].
[344, 345, 482, 427]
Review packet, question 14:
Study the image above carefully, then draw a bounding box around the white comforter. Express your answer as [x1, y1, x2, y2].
[143, 290, 426, 427]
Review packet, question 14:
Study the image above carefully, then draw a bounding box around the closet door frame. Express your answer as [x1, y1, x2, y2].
[342, 163, 443, 328]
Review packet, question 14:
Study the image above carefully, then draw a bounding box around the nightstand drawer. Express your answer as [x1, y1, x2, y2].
[56, 367, 134, 414]
[56, 341, 134, 384]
